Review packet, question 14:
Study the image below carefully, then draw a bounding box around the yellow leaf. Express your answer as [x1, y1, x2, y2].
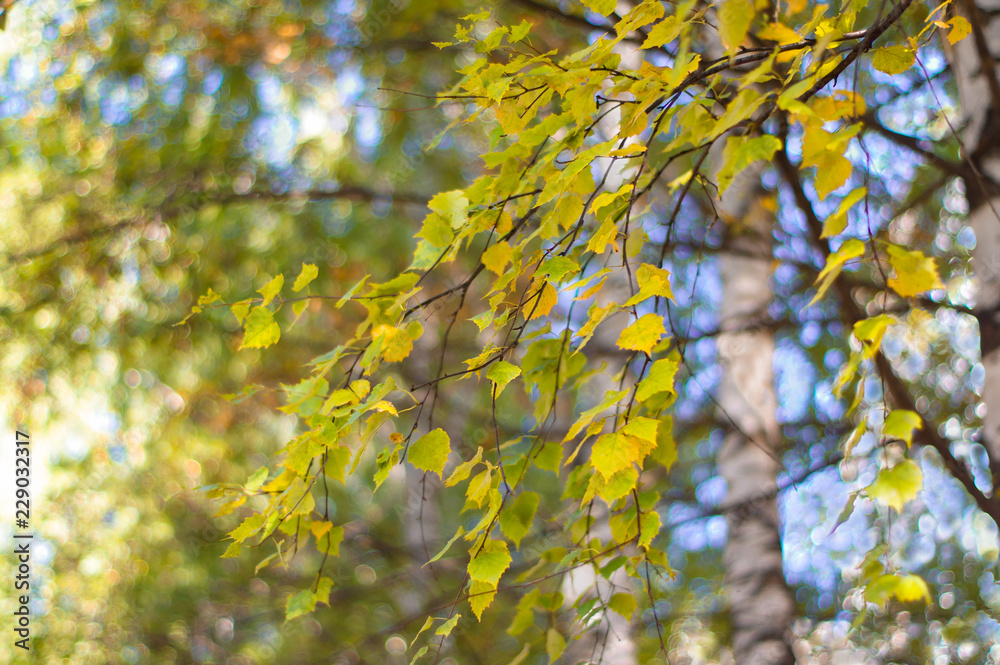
[894, 574, 931, 602]
[310, 521, 334, 538]
[947, 16, 971, 44]
[527, 282, 557, 320]
[886, 245, 943, 297]
[482, 241, 513, 275]
[624, 263, 674, 306]
[867, 459, 922, 512]
[821, 187, 866, 238]
[871, 45, 915, 75]
[814, 151, 852, 200]
[375, 325, 413, 363]
[469, 580, 497, 620]
[758, 21, 800, 44]
[810, 239, 865, 305]
[718, 0, 754, 51]
[409, 429, 451, 477]
[616, 313, 666, 355]
[587, 219, 619, 254]
[591, 432, 641, 481]
[580, 0, 616, 16]
[292, 264, 319, 292]
[241, 306, 281, 349]
[258, 274, 284, 306]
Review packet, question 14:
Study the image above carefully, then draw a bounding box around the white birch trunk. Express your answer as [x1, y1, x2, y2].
[714, 150, 795, 665]
[953, 0, 1000, 492]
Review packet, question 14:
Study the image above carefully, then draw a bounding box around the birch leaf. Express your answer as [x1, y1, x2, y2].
[292, 264, 318, 292]
[409, 429, 451, 477]
[616, 313, 666, 355]
[868, 459, 923, 512]
[258, 274, 284, 306]
[241, 306, 281, 349]
[883, 410, 921, 447]
[871, 45, 915, 75]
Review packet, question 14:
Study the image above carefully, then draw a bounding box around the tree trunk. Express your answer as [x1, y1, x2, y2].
[953, 0, 1000, 494]
[714, 151, 796, 665]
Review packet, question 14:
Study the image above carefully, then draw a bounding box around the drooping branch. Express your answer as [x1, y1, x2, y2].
[773, 146, 1000, 530]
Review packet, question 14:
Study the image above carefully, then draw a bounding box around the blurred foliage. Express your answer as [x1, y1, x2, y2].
[0, 0, 998, 664]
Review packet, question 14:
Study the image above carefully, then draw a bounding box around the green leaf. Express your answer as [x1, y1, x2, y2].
[608, 592, 637, 620]
[883, 410, 921, 447]
[886, 244, 943, 297]
[468, 539, 512, 585]
[510, 19, 532, 42]
[616, 313, 666, 355]
[499, 491, 538, 548]
[417, 213, 453, 248]
[409, 429, 451, 477]
[230, 299, 252, 325]
[867, 459, 923, 512]
[716, 135, 781, 195]
[648, 416, 677, 470]
[546, 628, 566, 661]
[245, 466, 269, 492]
[317, 525, 345, 556]
[591, 466, 638, 504]
[446, 447, 484, 487]
[871, 45, 915, 75]
[487, 360, 521, 397]
[285, 589, 317, 621]
[229, 513, 266, 543]
[635, 358, 678, 402]
[292, 264, 319, 292]
[639, 509, 661, 548]
[538, 256, 579, 284]
[241, 306, 281, 349]
[258, 274, 284, 306]
[436, 613, 461, 637]
[831, 491, 859, 533]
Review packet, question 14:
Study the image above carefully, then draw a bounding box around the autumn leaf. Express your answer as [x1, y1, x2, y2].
[616, 313, 666, 355]
[258, 274, 284, 306]
[487, 360, 521, 397]
[886, 244, 943, 297]
[872, 45, 915, 75]
[409, 429, 451, 477]
[867, 459, 923, 512]
[883, 410, 921, 447]
[292, 264, 318, 292]
[241, 306, 281, 349]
